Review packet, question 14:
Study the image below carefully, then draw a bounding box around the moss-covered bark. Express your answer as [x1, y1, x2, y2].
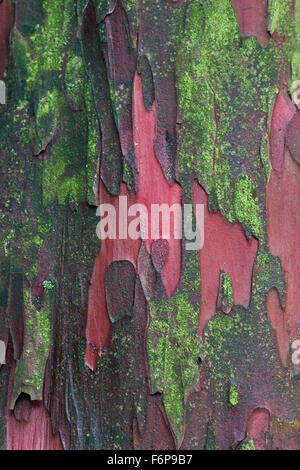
[1, 0, 300, 450]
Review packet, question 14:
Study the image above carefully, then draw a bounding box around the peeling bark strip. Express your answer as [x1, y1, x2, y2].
[269, 91, 296, 172]
[85, 73, 182, 370]
[81, 0, 123, 195]
[1, 0, 300, 451]
[105, 0, 137, 182]
[231, 0, 270, 47]
[7, 274, 24, 361]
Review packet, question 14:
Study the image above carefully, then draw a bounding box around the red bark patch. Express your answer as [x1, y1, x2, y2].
[151, 239, 169, 273]
[270, 90, 296, 172]
[193, 183, 258, 338]
[7, 401, 63, 450]
[231, 0, 270, 47]
[267, 287, 289, 366]
[13, 393, 32, 422]
[267, 149, 300, 366]
[246, 408, 270, 450]
[85, 183, 141, 370]
[287, 111, 300, 165]
[133, 73, 182, 296]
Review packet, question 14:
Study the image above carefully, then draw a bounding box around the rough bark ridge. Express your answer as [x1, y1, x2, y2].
[1, 0, 300, 450]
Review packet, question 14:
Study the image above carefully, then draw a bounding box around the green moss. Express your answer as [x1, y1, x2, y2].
[176, 1, 214, 189]
[27, 0, 65, 90]
[83, 81, 100, 206]
[234, 176, 261, 237]
[204, 310, 265, 403]
[123, 161, 135, 190]
[201, 233, 296, 434]
[240, 438, 255, 450]
[37, 308, 51, 353]
[260, 134, 272, 183]
[177, 0, 284, 238]
[147, 253, 202, 443]
[42, 280, 55, 290]
[214, 157, 235, 223]
[35, 89, 58, 152]
[220, 273, 234, 313]
[122, 0, 138, 13]
[269, 0, 293, 37]
[20, 0, 92, 206]
[36, 89, 58, 129]
[291, 0, 300, 86]
[229, 383, 238, 406]
[42, 97, 88, 205]
[269, 0, 296, 92]
[65, 53, 86, 106]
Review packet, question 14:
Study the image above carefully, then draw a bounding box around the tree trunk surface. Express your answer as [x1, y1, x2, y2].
[1, 0, 300, 450]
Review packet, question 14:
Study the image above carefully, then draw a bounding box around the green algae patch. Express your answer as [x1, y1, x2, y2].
[65, 53, 87, 108]
[202, 240, 296, 434]
[291, 0, 300, 86]
[269, 0, 294, 87]
[220, 273, 234, 314]
[176, 0, 214, 189]
[42, 97, 88, 205]
[35, 89, 58, 154]
[148, 292, 202, 442]
[260, 133, 272, 183]
[240, 437, 255, 450]
[43, 280, 55, 290]
[269, 0, 293, 38]
[234, 176, 261, 237]
[22, 0, 95, 206]
[229, 383, 238, 407]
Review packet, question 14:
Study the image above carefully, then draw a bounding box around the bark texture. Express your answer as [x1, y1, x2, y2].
[1, 0, 300, 450]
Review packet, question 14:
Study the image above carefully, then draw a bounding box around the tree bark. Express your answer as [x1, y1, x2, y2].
[1, 0, 300, 450]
